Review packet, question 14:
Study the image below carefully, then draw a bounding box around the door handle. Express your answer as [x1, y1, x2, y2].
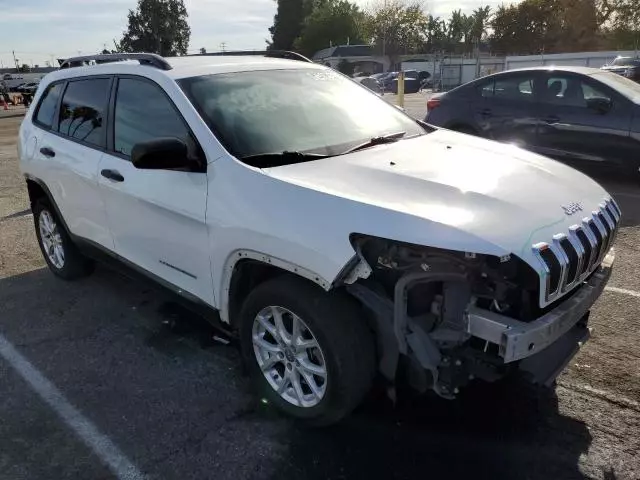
[543, 115, 560, 124]
[100, 169, 124, 182]
[479, 108, 492, 116]
[39, 147, 55, 158]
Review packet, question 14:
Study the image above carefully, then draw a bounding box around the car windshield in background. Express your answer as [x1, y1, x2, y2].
[179, 68, 424, 166]
[591, 71, 640, 102]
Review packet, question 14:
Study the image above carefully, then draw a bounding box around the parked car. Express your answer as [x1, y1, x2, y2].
[390, 76, 421, 94]
[354, 76, 382, 95]
[425, 66, 640, 174]
[20, 53, 619, 425]
[17, 81, 39, 93]
[601, 56, 640, 82]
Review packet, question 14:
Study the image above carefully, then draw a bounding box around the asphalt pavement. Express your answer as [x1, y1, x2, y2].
[1, 109, 639, 480]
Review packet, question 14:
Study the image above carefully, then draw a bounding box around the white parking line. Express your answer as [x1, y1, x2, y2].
[0, 333, 146, 480]
[605, 286, 640, 298]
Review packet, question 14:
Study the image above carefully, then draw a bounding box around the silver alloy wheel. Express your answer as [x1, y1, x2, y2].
[38, 209, 65, 269]
[252, 305, 327, 408]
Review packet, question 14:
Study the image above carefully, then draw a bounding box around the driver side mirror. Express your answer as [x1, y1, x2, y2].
[586, 97, 612, 114]
[131, 137, 198, 170]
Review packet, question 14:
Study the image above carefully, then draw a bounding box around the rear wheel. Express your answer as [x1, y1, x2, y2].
[33, 200, 94, 280]
[240, 276, 375, 425]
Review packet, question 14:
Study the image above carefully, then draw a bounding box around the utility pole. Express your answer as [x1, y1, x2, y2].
[220, 42, 227, 52]
[12, 50, 18, 70]
[382, 0, 387, 67]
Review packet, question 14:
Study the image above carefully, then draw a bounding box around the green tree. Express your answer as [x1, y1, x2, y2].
[469, 6, 492, 48]
[423, 15, 448, 52]
[490, 0, 561, 55]
[364, 0, 428, 65]
[268, 0, 315, 50]
[119, 0, 190, 56]
[294, 0, 365, 57]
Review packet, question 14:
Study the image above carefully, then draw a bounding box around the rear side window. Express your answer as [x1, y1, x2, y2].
[34, 83, 63, 129]
[113, 77, 194, 157]
[58, 78, 110, 148]
[479, 75, 536, 102]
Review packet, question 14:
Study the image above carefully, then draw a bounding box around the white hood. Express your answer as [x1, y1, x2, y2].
[263, 129, 612, 269]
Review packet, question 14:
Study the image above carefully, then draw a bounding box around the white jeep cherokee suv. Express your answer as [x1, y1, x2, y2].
[19, 53, 619, 425]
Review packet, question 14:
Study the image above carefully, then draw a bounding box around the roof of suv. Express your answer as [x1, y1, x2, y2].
[44, 54, 323, 84]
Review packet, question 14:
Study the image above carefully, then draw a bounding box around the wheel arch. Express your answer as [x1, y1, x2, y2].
[24, 175, 72, 233]
[219, 250, 333, 326]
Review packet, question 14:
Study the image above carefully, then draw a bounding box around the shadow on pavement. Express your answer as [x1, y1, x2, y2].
[269, 381, 592, 480]
[0, 265, 595, 479]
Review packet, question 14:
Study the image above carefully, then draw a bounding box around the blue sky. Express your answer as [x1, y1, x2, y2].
[0, 0, 507, 68]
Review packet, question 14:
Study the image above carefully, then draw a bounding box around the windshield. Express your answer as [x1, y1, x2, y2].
[611, 57, 640, 66]
[591, 71, 640, 102]
[179, 68, 423, 163]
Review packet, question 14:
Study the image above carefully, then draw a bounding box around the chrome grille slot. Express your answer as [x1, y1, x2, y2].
[575, 229, 593, 276]
[588, 219, 604, 264]
[608, 199, 621, 218]
[560, 237, 579, 285]
[532, 198, 620, 306]
[605, 202, 620, 222]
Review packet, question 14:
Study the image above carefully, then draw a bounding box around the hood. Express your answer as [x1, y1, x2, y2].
[263, 129, 612, 266]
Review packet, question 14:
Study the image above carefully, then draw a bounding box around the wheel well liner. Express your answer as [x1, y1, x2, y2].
[226, 259, 290, 326]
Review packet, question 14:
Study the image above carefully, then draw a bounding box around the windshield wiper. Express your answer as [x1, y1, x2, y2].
[342, 131, 407, 155]
[239, 151, 330, 168]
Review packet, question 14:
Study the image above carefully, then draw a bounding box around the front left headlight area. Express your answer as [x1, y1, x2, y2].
[337, 234, 543, 398]
[344, 234, 541, 321]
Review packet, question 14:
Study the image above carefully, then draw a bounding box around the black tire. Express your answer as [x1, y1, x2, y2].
[239, 276, 376, 426]
[33, 199, 94, 280]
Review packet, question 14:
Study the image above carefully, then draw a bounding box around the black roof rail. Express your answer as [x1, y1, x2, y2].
[187, 50, 313, 63]
[59, 53, 172, 71]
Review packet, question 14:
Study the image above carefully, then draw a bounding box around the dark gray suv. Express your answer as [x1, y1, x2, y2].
[425, 66, 640, 174]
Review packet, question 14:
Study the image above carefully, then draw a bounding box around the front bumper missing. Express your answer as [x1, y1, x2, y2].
[466, 250, 613, 364]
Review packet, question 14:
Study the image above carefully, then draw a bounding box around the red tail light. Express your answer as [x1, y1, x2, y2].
[427, 98, 441, 111]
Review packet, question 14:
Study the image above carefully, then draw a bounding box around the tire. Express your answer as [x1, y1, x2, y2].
[239, 276, 376, 426]
[33, 199, 94, 280]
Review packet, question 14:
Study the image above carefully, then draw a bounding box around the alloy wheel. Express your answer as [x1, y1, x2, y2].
[38, 209, 65, 269]
[252, 305, 327, 408]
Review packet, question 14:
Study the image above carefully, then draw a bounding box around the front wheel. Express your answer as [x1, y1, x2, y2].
[239, 276, 375, 425]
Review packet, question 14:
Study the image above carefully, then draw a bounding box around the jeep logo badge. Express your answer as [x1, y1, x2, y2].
[562, 202, 583, 215]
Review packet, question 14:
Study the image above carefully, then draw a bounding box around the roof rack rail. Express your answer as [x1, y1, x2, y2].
[59, 53, 172, 71]
[187, 50, 313, 63]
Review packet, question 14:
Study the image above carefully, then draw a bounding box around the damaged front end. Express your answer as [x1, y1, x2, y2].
[339, 235, 612, 399]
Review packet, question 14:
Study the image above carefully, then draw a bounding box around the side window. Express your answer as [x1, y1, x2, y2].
[34, 83, 63, 129]
[113, 78, 194, 158]
[542, 75, 612, 108]
[58, 78, 110, 147]
[479, 80, 494, 98]
[582, 83, 611, 102]
[479, 75, 536, 102]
